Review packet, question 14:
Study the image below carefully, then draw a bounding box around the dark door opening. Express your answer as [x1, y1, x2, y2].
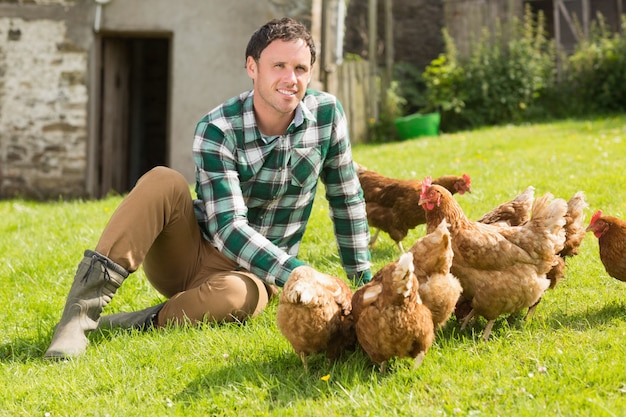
[97, 36, 170, 197]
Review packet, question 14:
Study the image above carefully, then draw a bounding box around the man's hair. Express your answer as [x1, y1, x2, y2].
[245, 17, 316, 66]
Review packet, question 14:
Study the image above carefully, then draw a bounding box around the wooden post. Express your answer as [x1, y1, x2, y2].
[368, 0, 378, 121]
[582, 0, 590, 40]
[554, 0, 562, 81]
[311, 0, 324, 90]
[382, 0, 393, 115]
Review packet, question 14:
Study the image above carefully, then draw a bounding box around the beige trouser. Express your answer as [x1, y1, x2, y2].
[94, 166, 270, 327]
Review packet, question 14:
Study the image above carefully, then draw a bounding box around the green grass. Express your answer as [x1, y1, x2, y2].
[1, 115, 626, 416]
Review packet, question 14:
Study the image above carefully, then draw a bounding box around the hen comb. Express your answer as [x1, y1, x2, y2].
[421, 176, 432, 198]
[589, 209, 603, 225]
[462, 173, 471, 186]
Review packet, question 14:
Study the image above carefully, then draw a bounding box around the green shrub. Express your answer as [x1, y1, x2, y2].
[420, 30, 468, 133]
[422, 29, 466, 116]
[563, 14, 626, 114]
[466, 10, 555, 124]
[423, 6, 555, 132]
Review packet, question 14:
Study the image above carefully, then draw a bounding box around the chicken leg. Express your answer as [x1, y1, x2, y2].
[369, 228, 381, 246]
[524, 298, 541, 321]
[300, 352, 309, 371]
[460, 309, 476, 331]
[482, 320, 495, 341]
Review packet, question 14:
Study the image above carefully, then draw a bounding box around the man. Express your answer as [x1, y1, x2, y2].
[44, 17, 372, 359]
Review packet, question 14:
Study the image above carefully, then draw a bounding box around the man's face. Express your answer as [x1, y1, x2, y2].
[246, 39, 312, 120]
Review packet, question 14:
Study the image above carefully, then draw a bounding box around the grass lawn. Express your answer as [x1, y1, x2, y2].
[1, 115, 625, 416]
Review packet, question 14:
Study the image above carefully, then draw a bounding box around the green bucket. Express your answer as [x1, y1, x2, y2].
[394, 111, 440, 140]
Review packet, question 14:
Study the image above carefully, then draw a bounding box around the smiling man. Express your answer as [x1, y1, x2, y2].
[44, 17, 372, 359]
[245, 28, 311, 135]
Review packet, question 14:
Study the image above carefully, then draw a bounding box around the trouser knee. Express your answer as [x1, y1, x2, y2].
[137, 166, 189, 194]
[156, 272, 269, 326]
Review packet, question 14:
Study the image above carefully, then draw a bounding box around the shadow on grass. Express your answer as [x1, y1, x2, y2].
[173, 322, 476, 409]
[439, 299, 626, 342]
[0, 336, 48, 363]
[546, 299, 626, 330]
[173, 346, 382, 408]
[0, 324, 123, 363]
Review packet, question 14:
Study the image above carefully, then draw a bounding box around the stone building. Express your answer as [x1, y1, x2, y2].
[0, 0, 312, 199]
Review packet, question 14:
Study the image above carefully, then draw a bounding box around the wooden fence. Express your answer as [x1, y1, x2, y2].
[325, 60, 375, 144]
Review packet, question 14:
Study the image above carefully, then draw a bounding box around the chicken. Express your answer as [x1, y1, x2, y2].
[586, 210, 626, 282]
[351, 252, 435, 372]
[276, 266, 355, 370]
[354, 162, 471, 252]
[559, 192, 589, 259]
[419, 177, 567, 340]
[475, 189, 588, 320]
[477, 186, 535, 227]
[407, 219, 462, 330]
[453, 186, 536, 321]
[544, 191, 588, 287]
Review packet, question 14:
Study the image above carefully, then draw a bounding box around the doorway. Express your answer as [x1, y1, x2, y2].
[96, 35, 170, 197]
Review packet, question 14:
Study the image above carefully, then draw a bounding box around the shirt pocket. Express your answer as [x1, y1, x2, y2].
[289, 147, 322, 189]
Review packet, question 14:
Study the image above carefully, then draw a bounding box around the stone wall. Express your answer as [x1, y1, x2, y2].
[0, 12, 89, 199]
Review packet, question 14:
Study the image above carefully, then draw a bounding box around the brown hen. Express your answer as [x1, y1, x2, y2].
[452, 185, 536, 321]
[276, 266, 355, 370]
[419, 178, 568, 340]
[586, 210, 626, 282]
[352, 252, 435, 372]
[355, 162, 471, 252]
[407, 219, 462, 330]
[475, 189, 588, 320]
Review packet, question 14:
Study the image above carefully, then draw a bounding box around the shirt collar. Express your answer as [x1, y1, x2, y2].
[243, 90, 316, 144]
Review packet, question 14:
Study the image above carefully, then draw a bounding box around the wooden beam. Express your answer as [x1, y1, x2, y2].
[556, 0, 582, 42]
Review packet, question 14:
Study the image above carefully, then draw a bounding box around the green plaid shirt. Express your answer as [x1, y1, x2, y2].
[192, 89, 372, 287]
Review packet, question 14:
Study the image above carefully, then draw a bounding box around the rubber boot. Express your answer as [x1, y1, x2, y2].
[44, 250, 129, 359]
[97, 303, 165, 331]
